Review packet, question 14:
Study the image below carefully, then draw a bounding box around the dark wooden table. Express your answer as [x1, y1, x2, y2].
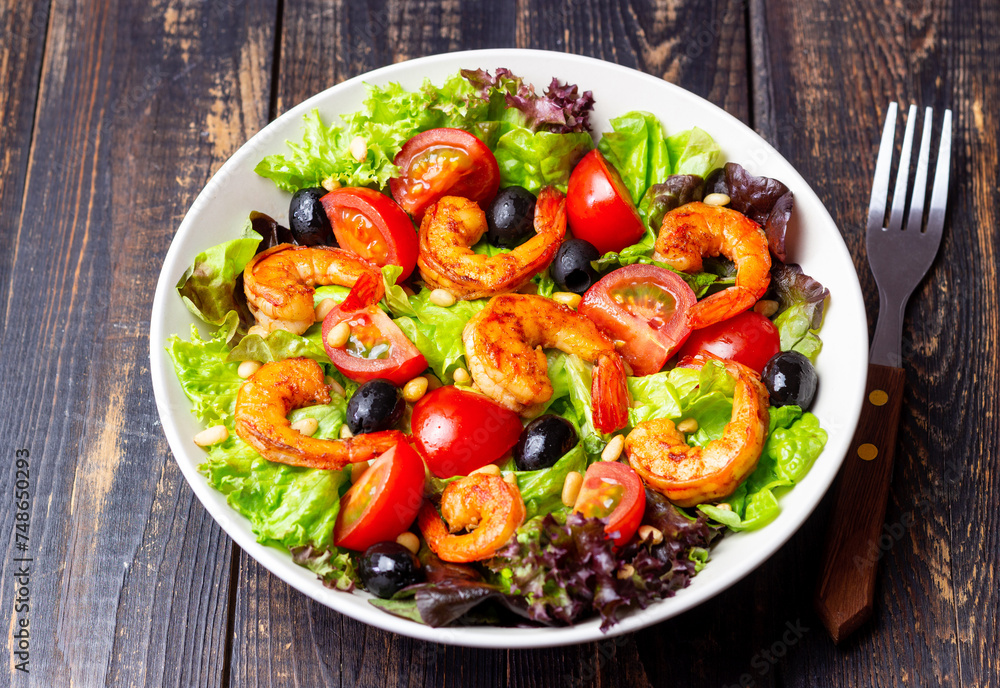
[2, 0, 996, 685]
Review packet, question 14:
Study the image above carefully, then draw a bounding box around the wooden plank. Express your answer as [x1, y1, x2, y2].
[0, 0, 277, 685]
[0, 0, 50, 302]
[231, 1, 753, 686]
[749, 0, 997, 684]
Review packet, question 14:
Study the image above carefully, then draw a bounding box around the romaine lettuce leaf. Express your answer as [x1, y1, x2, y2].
[596, 111, 670, 204]
[666, 127, 721, 178]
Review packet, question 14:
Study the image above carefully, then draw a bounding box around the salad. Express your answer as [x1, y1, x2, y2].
[167, 68, 830, 632]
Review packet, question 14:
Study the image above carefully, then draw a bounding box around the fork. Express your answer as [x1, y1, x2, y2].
[814, 103, 952, 643]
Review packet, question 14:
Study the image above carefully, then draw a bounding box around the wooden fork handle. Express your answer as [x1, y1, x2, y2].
[815, 363, 906, 643]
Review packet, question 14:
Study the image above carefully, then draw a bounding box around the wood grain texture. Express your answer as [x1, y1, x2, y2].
[816, 364, 907, 642]
[0, 0, 277, 684]
[753, 0, 999, 685]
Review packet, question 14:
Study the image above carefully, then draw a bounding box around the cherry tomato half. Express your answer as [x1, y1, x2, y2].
[322, 273, 428, 385]
[389, 128, 500, 222]
[573, 461, 646, 546]
[579, 264, 697, 377]
[566, 149, 646, 255]
[677, 310, 780, 374]
[320, 187, 419, 281]
[411, 386, 523, 478]
[334, 441, 426, 551]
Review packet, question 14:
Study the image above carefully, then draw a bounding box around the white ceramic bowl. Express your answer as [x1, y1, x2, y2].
[149, 49, 868, 648]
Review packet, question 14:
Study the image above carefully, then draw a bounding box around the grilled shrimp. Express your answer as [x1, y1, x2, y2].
[462, 294, 630, 433]
[623, 357, 769, 506]
[418, 473, 526, 563]
[234, 357, 405, 469]
[654, 201, 771, 329]
[416, 187, 566, 300]
[243, 244, 383, 335]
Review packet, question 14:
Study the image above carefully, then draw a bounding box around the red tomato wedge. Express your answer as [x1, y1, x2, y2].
[573, 461, 646, 546]
[579, 264, 697, 376]
[389, 128, 500, 221]
[566, 149, 646, 255]
[411, 386, 523, 478]
[334, 440, 426, 551]
[321, 272, 427, 385]
[677, 310, 780, 374]
[320, 187, 419, 281]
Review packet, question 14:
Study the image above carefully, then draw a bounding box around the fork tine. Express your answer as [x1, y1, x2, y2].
[867, 102, 898, 233]
[887, 105, 918, 232]
[925, 109, 952, 239]
[904, 107, 934, 233]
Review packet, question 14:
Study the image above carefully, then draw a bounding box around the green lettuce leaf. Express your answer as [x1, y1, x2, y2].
[774, 302, 824, 361]
[165, 314, 243, 426]
[495, 128, 593, 193]
[596, 111, 670, 205]
[511, 444, 587, 520]
[175, 225, 260, 334]
[666, 127, 721, 178]
[255, 74, 489, 193]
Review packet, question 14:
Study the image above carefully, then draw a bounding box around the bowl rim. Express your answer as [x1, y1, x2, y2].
[149, 48, 869, 648]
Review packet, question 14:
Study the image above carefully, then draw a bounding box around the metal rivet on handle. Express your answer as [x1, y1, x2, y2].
[858, 443, 879, 461]
[869, 390, 889, 406]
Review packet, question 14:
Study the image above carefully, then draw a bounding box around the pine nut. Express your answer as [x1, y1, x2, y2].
[402, 376, 429, 403]
[325, 376, 346, 397]
[340, 424, 354, 439]
[396, 531, 420, 555]
[315, 298, 337, 321]
[321, 176, 341, 192]
[601, 435, 625, 462]
[429, 288, 456, 307]
[551, 291, 582, 309]
[325, 321, 351, 349]
[452, 367, 471, 385]
[503, 473, 518, 488]
[676, 418, 699, 434]
[638, 525, 664, 545]
[753, 299, 780, 318]
[703, 192, 731, 207]
[471, 463, 501, 477]
[237, 360, 262, 379]
[350, 460, 369, 483]
[193, 424, 228, 447]
[617, 564, 635, 580]
[291, 417, 319, 436]
[715, 502, 733, 512]
[349, 136, 368, 162]
[561, 471, 583, 507]
[247, 325, 268, 337]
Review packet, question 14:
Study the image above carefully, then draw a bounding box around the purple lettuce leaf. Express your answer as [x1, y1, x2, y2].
[723, 162, 795, 260]
[770, 261, 830, 328]
[460, 68, 594, 133]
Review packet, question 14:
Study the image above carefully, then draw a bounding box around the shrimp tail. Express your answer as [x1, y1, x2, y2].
[687, 285, 764, 329]
[338, 269, 382, 313]
[591, 353, 630, 433]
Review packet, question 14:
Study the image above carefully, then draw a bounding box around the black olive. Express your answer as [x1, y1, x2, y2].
[358, 541, 423, 598]
[289, 187, 336, 246]
[346, 379, 404, 435]
[514, 415, 578, 471]
[250, 211, 294, 252]
[486, 186, 536, 248]
[550, 239, 600, 295]
[762, 351, 818, 409]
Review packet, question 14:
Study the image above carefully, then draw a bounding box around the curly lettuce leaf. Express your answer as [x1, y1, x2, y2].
[461, 68, 595, 134]
[165, 314, 243, 426]
[255, 73, 488, 192]
[175, 224, 260, 334]
[699, 405, 827, 530]
[770, 262, 830, 362]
